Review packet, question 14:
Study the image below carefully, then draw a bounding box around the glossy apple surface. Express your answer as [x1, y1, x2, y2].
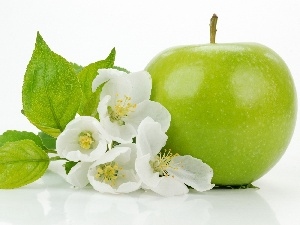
[146, 43, 297, 185]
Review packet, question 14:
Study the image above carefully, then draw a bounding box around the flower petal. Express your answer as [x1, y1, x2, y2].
[88, 146, 140, 194]
[92, 146, 129, 165]
[101, 115, 136, 143]
[125, 100, 171, 132]
[115, 143, 137, 168]
[100, 77, 132, 103]
[92, 68, 127, 92]
[66, 162, 92, 188]
[56, 129, 78, 156]
[97, 95, 111, 118]
[97, 95, 136, 143]
[151, 176, 189, 197]
[98, 70, 151, 104]
[167, 155, 214, 192]
[136, 117, 167, 157]
[116, 169, 141, 193]
[126, 71, 152, 103]
[135, 152, 189, 196]
[88, 171, 118, 194]
[135, 154, 161, 188]
[56, 116, 108, 162]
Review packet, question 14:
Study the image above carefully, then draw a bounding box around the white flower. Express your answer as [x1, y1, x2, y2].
[92, 69, 171, 143]
[65, 162, 92, 188]
[87, 143, 141, 194]
[135, 117, 214, 197]
[56, 116, 108, 162]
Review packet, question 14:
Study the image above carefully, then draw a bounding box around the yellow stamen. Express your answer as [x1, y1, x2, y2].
[108, 94, 137, 125]
[95, 162, 123, 186]
[78, 131, 94, 150]
[150, 150, 180, 177]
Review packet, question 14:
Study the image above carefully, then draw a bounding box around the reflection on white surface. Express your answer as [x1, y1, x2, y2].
[64, 190, 140, 225]
[134, 194, 211, 225]
[198, 190, 279, 225]
[0, 171, 281, 225]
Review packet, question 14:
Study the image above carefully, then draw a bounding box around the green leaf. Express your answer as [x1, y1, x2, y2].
[0, 130, 45, 149]
[0, 140, 49, 189]
[64, 161, 78, 175]
[22, 32, 82, 137]
[78, 86, 102, 118]
[77, 48, 116, 117]
[112, 66, 130, 73]
[38, 132, 56, 150]
[71, 62, 83, 74]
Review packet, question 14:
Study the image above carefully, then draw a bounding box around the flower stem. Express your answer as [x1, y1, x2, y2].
[50, 156, 66, 161]
[45, 149, 57, 154]
[210, 14, 218, 44]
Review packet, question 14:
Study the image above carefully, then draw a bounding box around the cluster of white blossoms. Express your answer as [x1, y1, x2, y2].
[56, 69, 214, 196]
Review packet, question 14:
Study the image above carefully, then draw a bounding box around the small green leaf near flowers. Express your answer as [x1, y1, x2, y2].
[0, 130, 45, 149]
[0, 140, 49, 189]
[71, 62, 83, 74]
[64, 161, 78, 175]
[38, 132, 56, 150]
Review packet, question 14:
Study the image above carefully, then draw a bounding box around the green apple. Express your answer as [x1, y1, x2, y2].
[145, 15, 297, 185]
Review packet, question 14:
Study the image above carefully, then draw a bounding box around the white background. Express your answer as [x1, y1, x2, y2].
[0, 1, 299, 225]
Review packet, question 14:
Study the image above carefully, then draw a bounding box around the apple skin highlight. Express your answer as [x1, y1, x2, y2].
[146, 43, 297, 185]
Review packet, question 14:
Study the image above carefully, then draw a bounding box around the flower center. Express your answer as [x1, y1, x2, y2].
[150, 150, 179, 177]
[108, 94, 137, 125]
[95, 162, 123, 186]
[78, 131, 94, 150]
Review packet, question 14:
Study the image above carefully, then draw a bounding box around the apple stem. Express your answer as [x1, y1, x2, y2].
[210, 14, 218, 44]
